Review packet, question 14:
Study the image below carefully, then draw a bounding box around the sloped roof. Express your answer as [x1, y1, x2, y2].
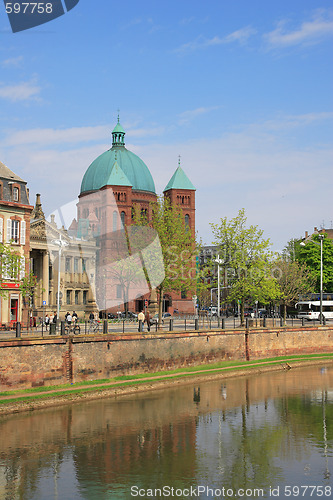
[164, 166, 195, 192]
[106, 160, 132, 187]
[0, 161, 25, 182]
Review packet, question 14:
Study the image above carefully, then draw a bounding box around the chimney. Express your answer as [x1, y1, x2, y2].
[314, 227, 318, 232]
[305, 231, 308, 238]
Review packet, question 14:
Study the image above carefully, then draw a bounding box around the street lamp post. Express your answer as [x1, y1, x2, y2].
[52, 235, 69, 320]
[319, 234, 324, 324]
[214, 255, 223, 317]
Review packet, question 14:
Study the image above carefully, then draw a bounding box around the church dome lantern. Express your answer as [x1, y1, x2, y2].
[80, 118, 156, 195]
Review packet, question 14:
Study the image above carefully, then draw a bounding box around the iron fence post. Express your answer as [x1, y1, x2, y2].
[16, 322, 21, 338]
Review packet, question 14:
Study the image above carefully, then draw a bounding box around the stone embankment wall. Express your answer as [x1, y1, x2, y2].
[0, 326, 332, 389]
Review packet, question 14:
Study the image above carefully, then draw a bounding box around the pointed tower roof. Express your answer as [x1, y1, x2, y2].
[164, 159, 195, 192]
[31, 193, 45, 220]
[106, 157, 132, 187]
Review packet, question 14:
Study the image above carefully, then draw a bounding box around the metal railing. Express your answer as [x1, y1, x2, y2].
[0, 315, 329, 339]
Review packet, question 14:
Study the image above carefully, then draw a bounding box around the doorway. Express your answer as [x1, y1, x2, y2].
[10, 298, 18, 322]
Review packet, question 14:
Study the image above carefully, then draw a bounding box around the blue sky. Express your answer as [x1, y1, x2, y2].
[0, 0, 332, 250]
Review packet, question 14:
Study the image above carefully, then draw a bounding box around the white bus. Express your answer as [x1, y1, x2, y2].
[296, 300, 333, 321]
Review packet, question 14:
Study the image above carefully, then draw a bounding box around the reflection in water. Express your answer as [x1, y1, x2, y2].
[0, 366, 332, 499]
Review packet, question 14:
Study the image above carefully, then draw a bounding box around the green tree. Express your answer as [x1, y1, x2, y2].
[0, 241, 23, 290]
[98, 230, 147, 316]
[210, 209, 280, 325]
[20, 272, 38, 326]
[297, 234, 333, 293]
[133, 197, 198, 326]
[274, 257, 315, 323]
[0, 242, 34, 325]
[282, 238, 303, 262]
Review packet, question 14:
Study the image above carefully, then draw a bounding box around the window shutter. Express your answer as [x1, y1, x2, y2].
[0, 218, 3, 243]
[2, 256, 9, 279]
[7, 219, 11, 243]
[20, 256, 26, 279]
[20, 220, 26, 245]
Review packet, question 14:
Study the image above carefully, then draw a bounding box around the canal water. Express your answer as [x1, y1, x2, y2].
[0, 365, 332, 500]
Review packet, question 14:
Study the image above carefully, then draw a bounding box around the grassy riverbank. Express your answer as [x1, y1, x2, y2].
[1, 353, 332, 415]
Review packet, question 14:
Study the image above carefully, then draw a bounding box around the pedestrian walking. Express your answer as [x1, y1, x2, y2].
[45, 314, 50, 331]
[138, 310, 145, 332]
[145, 310, 151, 332]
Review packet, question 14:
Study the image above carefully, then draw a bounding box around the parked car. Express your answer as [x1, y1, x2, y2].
[151, 312, 172, 325]
[208, 306, 218, 317]
[258, 309, 267, 318]
[120, 311, 138, 319]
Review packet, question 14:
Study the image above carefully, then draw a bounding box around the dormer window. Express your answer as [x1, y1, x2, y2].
[13, 187, 19, 202]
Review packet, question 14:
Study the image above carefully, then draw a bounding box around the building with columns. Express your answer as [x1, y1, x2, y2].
[30, 194, 97, 320]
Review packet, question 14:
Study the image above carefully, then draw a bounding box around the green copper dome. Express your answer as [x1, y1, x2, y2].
[80, 121, 155, 195]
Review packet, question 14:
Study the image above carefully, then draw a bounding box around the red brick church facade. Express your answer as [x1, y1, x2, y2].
[72, 119, 196, 315]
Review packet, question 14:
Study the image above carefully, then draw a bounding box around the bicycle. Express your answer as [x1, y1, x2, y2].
[88, 320, 100, 334]
[64, 322, 81, 335]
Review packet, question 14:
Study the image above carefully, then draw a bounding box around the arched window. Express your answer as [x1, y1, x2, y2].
[120, 211, 125, 230]
[113, 211, 118, 232]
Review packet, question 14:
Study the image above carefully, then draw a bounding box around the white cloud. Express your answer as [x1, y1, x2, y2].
[126, 126, 166, 138]
[175, 26, 256, 53]
[223, 26, 257, 45]
[179, 17, 195, 26]
[178, 106, 221, 125]
[1, 56, 23, 67]
[132, 114, 332, 249]
[264, 10, 333, 49]
[1, 111, 331, 250]
[0, 80, 41, 101]
[260, 112, 333, 131]
[2, 125, 110, 147]
[1, 124, 166, 148]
